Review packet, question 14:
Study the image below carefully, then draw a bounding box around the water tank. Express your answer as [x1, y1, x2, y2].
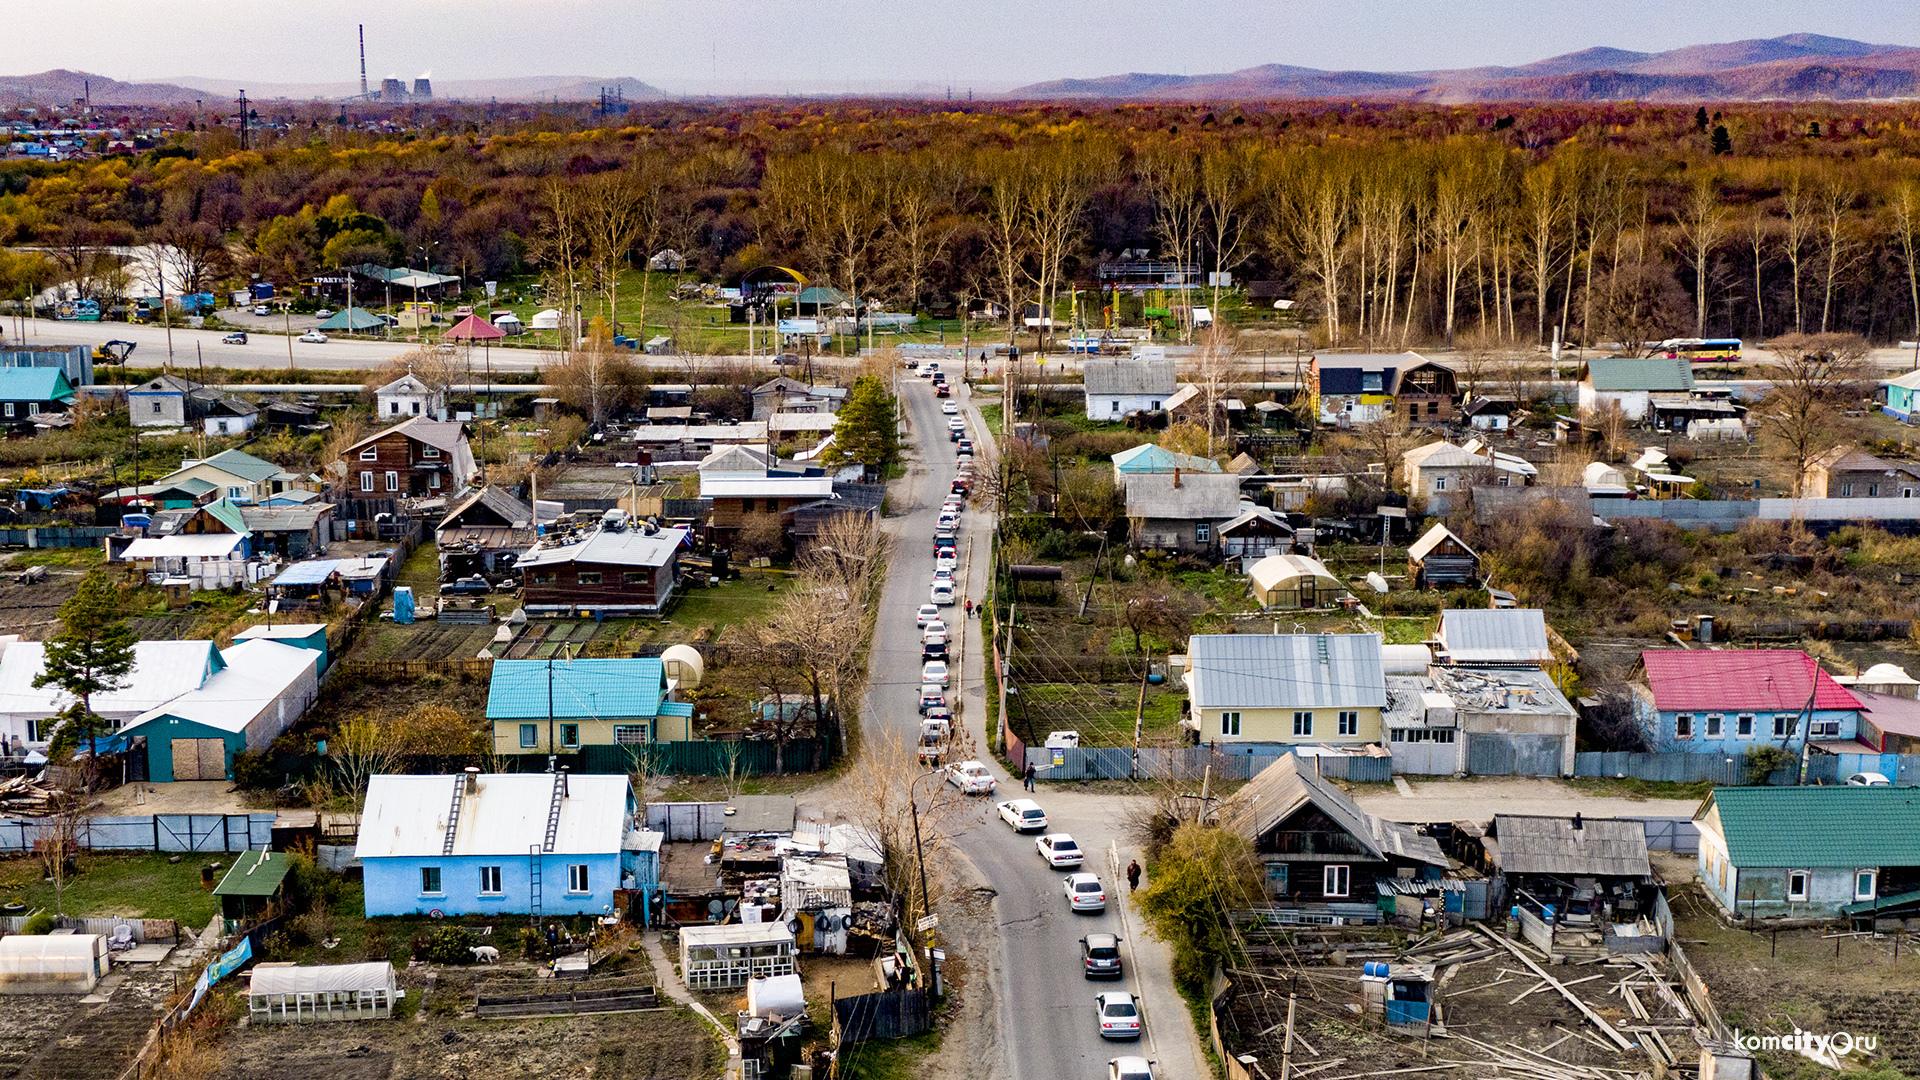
[1363, 961, 1389, 978]
[661, 644, 704, 688]
[1379, 644, 1432, 674]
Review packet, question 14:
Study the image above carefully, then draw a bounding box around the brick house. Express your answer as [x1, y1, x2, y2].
[1802, 446, 1920, 499]
[342, 418, 477, 499]
[517, 524, 688, 616]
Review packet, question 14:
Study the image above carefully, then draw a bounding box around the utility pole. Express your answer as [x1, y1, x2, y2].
[1131, 647, 1149, 779]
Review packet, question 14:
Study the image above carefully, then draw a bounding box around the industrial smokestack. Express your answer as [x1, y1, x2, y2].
[358, 25, 368, 100]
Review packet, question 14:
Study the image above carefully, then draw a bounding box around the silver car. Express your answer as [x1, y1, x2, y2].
[1096, 991, 1142, 1040]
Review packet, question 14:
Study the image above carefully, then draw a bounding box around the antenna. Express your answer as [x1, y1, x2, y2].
[359, 25, 369, 100]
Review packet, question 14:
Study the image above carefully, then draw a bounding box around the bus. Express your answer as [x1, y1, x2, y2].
[1653, 338, 1741, 361]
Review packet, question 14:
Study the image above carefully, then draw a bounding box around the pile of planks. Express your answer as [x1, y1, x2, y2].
[1399, 927, 1498, 966]
[1441, 1033, 1657, 1080]
[0, 773, 56, 814]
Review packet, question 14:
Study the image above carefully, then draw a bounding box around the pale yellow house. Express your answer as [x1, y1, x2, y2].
[486, 656, 695, 754]
[155, 449, 308, 504]
[1181, 633, 1386, 747]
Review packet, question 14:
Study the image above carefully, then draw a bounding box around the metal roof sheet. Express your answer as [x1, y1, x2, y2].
[185, 449, 283, 483]
[1186, 633, 1386, 712]
[1112, 444, 1223, 474]
[1407, 523, 1475, 563]
[354, 773, 631, 859]
[1437, 609, 1550, 665]
[1083, 358, 1176, 397]
[1123, 472, 1243, 520]
[515, 527, 687, 570]
[1859, 690, 1920, 739]
[1487, 815, 1651, 877]
[213, 850, 293, 897]
[1701, 786, 1920, 867]
[1583, 357, 1695, 392]
[0, 640, 221, 719]
[123, 533, 245, 559]
[700, 477, 835, 500]
[1638, 649, 1859, 713]
[486, 657, 667, 720]
[0, 367, 74, 402]
[1217, 755, 1444, 866]
[123, 640, 318, 735]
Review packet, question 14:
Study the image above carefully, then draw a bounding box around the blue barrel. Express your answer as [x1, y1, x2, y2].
[1146, 673, 1164, 685]
[1363, 961, 1388, 978]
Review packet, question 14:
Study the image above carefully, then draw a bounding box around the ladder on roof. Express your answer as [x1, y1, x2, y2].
[441, 775, 465, 856]
[543, 771, 565, 853]
[528, 844, 543, 924]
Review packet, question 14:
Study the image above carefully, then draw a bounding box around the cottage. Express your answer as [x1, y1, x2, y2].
[0, 368, 74, 426]
[1383, 665, 1577, 776]
[1182, 633, 1385, 748]
[342, 418, 477, 498]
[201, 394, 259, 437]
[1110, 443, 1223, 480]
[128, 373, 203, 428]
[1216, 754, 1446, 922]
[155, 448, 304, 504]
[436, 486, 536, 581]
[486, 656, 695, 754]
[355, 771, 645, 917]
[237, 502, 333, 559]
[1577, 358, 1694, 422]
[789, 482, 885, 560]
[1219, 505, 1295, 561]
[1481, 814, 1653, 919]
[1462, 397, 1513, 432]
[1307, 353, 1455, 425]
[116, 639, 321, 782]
[1884, 369, 1920, 423]
[1401, 442, 1487, 509]
[1630, 649, 1862, 754]
[1435, 609, 1552, 667]
[1082, 358, 1177, 420]
[1406, 524, 1478, 589]
[1802, 446, 1920, 499]
[517, 523, 687, 617]
[374, 373, 447, 421]
[1694, 786, 1920, 919]
[1123, 471, 1243, 556]
[699, 446, 834, 548]
[1247, 554, 1343, 610]
[751, 376, 844, 419]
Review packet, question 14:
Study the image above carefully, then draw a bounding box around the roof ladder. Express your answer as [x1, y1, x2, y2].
[441, 775, 465, 857]
[542, 771, 566, 853]
[528, 844, 543, 924]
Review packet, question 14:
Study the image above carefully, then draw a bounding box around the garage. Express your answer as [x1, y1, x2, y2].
[171, 739, 227, 780]
[1466, 732, 1565, 777]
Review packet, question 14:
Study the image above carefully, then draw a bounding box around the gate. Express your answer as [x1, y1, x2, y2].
[645, 802, 727, 842]
[171, 739, 226, 781]
[1388, 736, 1457, 775]
[1465, 733, 1563, 777]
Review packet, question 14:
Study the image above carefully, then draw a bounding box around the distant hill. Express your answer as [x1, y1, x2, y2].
[1007, 34, 1920, 102]
[0, 70, 201, 107]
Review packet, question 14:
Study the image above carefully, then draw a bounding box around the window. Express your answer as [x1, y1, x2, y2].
[1870, 484, 1881, 497]
[1361, 372, 1384, 393]
[531, 571, 556, 585]
[614, 725, 648, 744]
[1856, 869, 1878, 902]
[420, 867, 443, 895]
[1323, 865, 1350, 898]
[1496, 474, 1511, 487]
[479, 866, 503, 895]
[385, 471, 399, 492]
[1110, 401, 1120, 414]
[1811, 719, 1840, 737]
[560, 723, 580, 749]
[625, 571, 652, 585]
[429, 472, 441, 489]
[2, 404, 13, 418]
[390, 402, 401, 415]
[1675, 714, 1693, 739]
[360, 471, 374, 492]
[216, 420, 229, 434]
[1705, 714, 1723, 738]
[1737, 714, 1754, 737]
[1337, 711, 1359, 736]
[568, 864, 590, 893]
[1265, 863, 1288, 892]
[1842, 482, 1854, 496]
[576, 571, 602, 585]
[25, 719, 46, 743]
[1195, 522, 1211, 544]
[1788, 870, 1810, 902]
[422, 445, 440, 458]
[1432, 477, 1447, 492]
[1150, 400, 1161, 410]
[1293, 712, 1313, 737]
[411, 402, 421, 415]
[1220, 711, 1241, 737]
[1426, 400, 1438, 417]
[360, 446, 379, 460]
[741, 499, 756, 512]
[1388, 729, 1456, 743]
[151, 401, 162, 414]
[228, 486, 245, 500]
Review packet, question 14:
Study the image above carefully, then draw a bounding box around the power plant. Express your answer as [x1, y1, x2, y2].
[358, 25, 432, 103]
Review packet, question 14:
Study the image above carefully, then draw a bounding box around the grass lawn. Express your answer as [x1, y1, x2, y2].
[7, 547, 106, 570]
[1015, 682, 1185, 748]
[663, 571, 794, 638]
[1565, 776, 1716, 801]
[837, 1031, 941, 1080]
[0, 852, 221, 926]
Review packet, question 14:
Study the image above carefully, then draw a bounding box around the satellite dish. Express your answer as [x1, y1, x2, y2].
[787, 919, 803, 934]
[708, 900, 724, 917]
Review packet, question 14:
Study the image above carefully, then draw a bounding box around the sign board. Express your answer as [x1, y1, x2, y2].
[1377, 506, 1407, 518]
[1052, 749, 1065, 768]
[485, 280, 498, 297]
[916, 914, 940, 933]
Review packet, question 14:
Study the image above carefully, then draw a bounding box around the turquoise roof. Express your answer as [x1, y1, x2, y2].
[1112, 443, 1223, 474]
[202, 498, 251, 534]
[1704, 786, 1920, 867]
[486, 657, 667, 721]
[658, 701, 695, 717]
[0, 367, 74, 403]
[194, 449, 283, 484]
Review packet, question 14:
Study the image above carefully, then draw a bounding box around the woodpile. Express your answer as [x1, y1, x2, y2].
[0, 773, 58, 814]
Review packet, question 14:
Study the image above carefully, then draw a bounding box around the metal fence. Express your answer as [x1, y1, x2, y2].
[270, 738, 834, 783]
[1574, 750, 1920, 786]
[0, 813, 275, 853]
[0, 526, 118, 549]
[1027, 745, 1392, 783]
[1641, 818, 1700, 854]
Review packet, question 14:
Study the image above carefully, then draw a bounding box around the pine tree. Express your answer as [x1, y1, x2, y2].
[33, 575, 135, 767]
[1695, 107, 1710, 133]
[1710, 125, 1733, 155]
[828, 376, 900, 473]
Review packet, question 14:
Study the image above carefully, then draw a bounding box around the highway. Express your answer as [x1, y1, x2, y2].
[858, 372, 1205, 1080]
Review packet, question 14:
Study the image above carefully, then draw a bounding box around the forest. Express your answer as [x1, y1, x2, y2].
[6, 98, 1920, 349]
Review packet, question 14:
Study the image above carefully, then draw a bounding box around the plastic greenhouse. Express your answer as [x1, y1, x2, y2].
[247, 962, 399, 1021]
[0, 934, 109, 994]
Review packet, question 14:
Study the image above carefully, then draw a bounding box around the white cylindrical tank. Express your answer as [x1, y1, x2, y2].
[1380, 644, 1433, 675]
[746, 973, 805, 1018]
[661, 644, 704, 688]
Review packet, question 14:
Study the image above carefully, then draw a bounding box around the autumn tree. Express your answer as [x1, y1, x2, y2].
[1672, 175, 1729, 338]
[1893, 174, 1920, 344]
[1757, 334, 1871, 496]
[1137, 823, 1263, 992]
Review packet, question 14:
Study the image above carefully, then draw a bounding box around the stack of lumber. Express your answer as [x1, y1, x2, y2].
[0, 773, 56, 814]
[1399, 928, 1498, 966]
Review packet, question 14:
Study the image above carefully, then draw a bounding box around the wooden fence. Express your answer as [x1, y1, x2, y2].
[339, 657, 497, 681]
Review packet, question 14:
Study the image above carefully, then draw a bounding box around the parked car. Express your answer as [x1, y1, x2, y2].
[947, 759, 996, 795]
[440, 575, 494, 595]
[933, 535, 956, 558]
[251, 304, 271, 316]
[923, 362, 940, 378]
[1037, 833, 1084, 869]
[942, 498, 964, 515]
[997, 798, 1048, 832]
[949, 477, 971, 495]
[922, 619, 948, 640]
[922, 638, 949, 661]
[917, 604, 941, 627]
[298, 330, 328, 343]
[1848, 771, 1893, 786]
[314, 308, 335, 319]
[930, 582, 956, 605]
[932, 568, 955, 585]
[221, 331, 248, 344]
[942, 401, 959, 415]
[1063, 870, 1106, 910]
[935, 552, 958, 572]
[1081, 933, 1123, 978]
[956, 439, 975, 457]
[1109, 1057, 1155, 1080]
[918, 685, 947, 714]
[1095, 991, 1142, 1040]
[922, 659, 949, 686]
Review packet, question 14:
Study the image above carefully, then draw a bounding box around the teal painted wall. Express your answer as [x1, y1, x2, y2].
[122, 715, 247, 782]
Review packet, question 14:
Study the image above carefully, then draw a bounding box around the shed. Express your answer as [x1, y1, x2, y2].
[679, 923, 797, 990]
[213, 849, 293, 931]
[1247, 554, 1344, 610]
[0, 934, 109, 994]
[1406, 524, 1478, 589]
[248, 962, 398, 1022]
[530, 309, 562, 330]
[1436, 609, 1552, 667]
[1483, 815, 1652, 880]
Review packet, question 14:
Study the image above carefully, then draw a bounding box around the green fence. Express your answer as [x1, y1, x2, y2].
[271, 736, 833, 783]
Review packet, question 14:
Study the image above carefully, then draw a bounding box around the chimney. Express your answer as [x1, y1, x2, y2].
[1572, 811, 1583, 831]
[1173, 467, 1182, 489]
[463, 766, 479, 793]
[560, 767, 570, 798]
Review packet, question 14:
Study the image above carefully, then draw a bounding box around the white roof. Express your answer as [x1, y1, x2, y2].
[0, 640, 220, 720]
[354, 773, 631, 859]
[516, 526, 688, 570]
[0, 933, 104, 973]
[233, 623, 327, 641]
[768, 414, 840, 433]
[700, 477, 835, 500]
[1248, 554, 1339, 593]
[1404, 441, 1485, 471]
[633, 423, 770, 443]
[680, 922, 796, 948]
[123, 533, 246, 559]
[250, 962, 396, 997]
[125, 640, 319, 734]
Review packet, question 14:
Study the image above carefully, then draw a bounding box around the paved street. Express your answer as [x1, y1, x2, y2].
[859, 372, 1206, 1080]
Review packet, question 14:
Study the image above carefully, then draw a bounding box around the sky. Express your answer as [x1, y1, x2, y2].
[14, 0, 1920, 95]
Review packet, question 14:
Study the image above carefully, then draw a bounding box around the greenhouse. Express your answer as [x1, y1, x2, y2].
[0, 933, 109, 994]
[247, 962, 399, 1021]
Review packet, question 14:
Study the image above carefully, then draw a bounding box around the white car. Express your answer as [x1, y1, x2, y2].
[947, 416, 967, 431]
[947, 760, 996, 795]
[1848, 772, 1893, 786]
[251, 304, 271, 316]
[922, 620, 948, 641]
[916, 604, 941, 627]
[1096, 991, 1141, 1040]
[1064, 870, 1106, 910]
[1109, 1057, 1155, 1080]
[298, 330, 328, 343]
[935, 552, 958, 572]
[314, 308, 335, 319]
[933, 568, 954, 585]
[941, 400, 959, 415]
[997, 798, 1048, 832]
[922, 659, 949, 686]
[931, 582, 956, 606]
[1038, 833, 1084, 869]
[942, 498, 964, 515]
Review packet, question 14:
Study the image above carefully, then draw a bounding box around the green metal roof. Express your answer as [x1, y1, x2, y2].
[1842, 886, 1920, 917]
[203, 498, 251, 535]
[213, 850, 292, 897]
[1704, 786, 1920, 867]
[195, 449, 283, 484]
[0, 367, 74, 403]
[1583, 357, 1695, 392]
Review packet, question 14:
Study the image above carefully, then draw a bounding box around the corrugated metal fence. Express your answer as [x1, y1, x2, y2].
[1028, 745, 1393, 783]
[0, 813, 275, 853]
[0, 526, 117, 548]
[1574, 751, 1920, 786]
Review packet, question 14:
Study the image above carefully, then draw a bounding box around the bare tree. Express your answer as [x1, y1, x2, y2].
[1893, 175, 1920, 345]
[1143, 147, 1203, 343]
[329, 716, 397, 794]
[1757, 334, 1871, 496]
[581, 169, 650, 336]
[1673, 175, 1730, 338]
[1200, 144, 1257, 318]
[1815, 172, 1860, 334]
[1780, 166, 1816, 334]
[830, 727, 975, 939]
[1520, 159, 1570, 345]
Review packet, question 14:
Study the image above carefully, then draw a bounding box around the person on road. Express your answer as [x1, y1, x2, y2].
[1023, 763, 1036, 791]
[1126, 860, 1142, 892]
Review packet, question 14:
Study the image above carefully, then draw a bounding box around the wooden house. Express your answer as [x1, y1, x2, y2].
[1406, 523, 1479, 589]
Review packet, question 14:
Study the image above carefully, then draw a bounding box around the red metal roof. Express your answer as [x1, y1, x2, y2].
[1857, 690, 1920, 742]
[1638, 650, 1860, 713]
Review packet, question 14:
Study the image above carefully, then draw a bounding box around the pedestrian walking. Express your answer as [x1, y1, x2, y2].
[1126, 860, 1142, 892]
[964, 598, 974, 619]
[1023, 763, 1036, 791]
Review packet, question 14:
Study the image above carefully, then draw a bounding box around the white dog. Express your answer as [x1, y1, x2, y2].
[470, 945, 500, 963]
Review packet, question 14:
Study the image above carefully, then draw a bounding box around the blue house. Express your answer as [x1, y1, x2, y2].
[1885, 370, 1920, 422]
[1630, 649, 1862, 754]
[1111, 443, 1224, 479]
[0, 367, 75, 423]
[356, 772, 650, 918]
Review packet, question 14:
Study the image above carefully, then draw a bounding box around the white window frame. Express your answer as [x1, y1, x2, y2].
[360, 446, 379, 461]
[1220, 711, 1241, 737]
[1293, 711, 1313, 737]
[385, 471, 399, 492]
[360, 471, 374, 492]
[1323, 864, 1350, 898]
[1787, 869, 1810, 902]
[422, 444, 441, 459]
[1773, 714, 1792, 738]
[1856, 869, 1878, 902]
[479, 865, 503, 895]
[428, 471, 441, 489]
[1704, 714, 1723, 738]
[1337, 711, 1359, 736]
[1432, 476, 1446, 492]
[567, 863, 590, 894]
[419, 866, 443, 896]
[613, 725, 648, 745]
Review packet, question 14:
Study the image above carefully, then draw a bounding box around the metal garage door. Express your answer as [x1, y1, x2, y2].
[1389, 734, 1458, 775]
[1466, 733, 1564, 777]
[171, 739, 226, 780]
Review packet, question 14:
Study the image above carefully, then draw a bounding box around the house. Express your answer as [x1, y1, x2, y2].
[517, 524, 688, 617]
[356, 772, 646, 917]
[128, 373, 202, 427]
[1577, 358, 1694, 422]
[1111, 443, 1223, 480]
[1883, 369, 1920, 422]
[1630, 649, 1862, 754]
[201, 394, 258, 437]
[789, 482, 885, 560]
[1694, 786, 1920, 919]
[1216, 754, 1446, 922]
[1856, 690, 1920, 754]
[1219, 505, 1295, 561]
[1802, 446, 1920, 499]
[1082, 358, 1176, 420]
[1462, 397, 1513, 432]
[262, 399, 322, 431]
[486, 655, 695, 754]
[437, 486, 536, 580]
[1306, 353, 1456, 425]
[1247, 554, 1344, 609]
[0, 368, 75, 425]
[1435, 609, 1552, 667]
[751, 377, 844, 420]
[116, 639, 321, 781]
[236, 502, 332, 559]
[374, 373, 447, 421]
[699, 446, 834, 547]
[1383, 665, 1577, 777]
[0, 639, 228, 752]
[1124, 471, 1243, 556]
[231, 623, 330, 674]
[1461, 438, 1538, 486]
[342, 418, 477, 498]
[1406, 524, 1478, 590]
[214, 850, 293, 931]
[1401, 442, 1486, 509]
[631, 422, 772, 460]
[1182, 633, 1385, 747]
[1480, 814, 1653, 919]
[156, 448, 304, 504]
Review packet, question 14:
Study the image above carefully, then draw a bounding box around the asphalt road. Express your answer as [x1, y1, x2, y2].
[860, 372, 1205, 1080]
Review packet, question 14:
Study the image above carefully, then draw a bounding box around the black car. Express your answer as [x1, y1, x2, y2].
[933, 536, 956, 558]
[440, 575, 493, 595]
[1082, 933, 1123, 978]
[922, 640, 949, 661]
